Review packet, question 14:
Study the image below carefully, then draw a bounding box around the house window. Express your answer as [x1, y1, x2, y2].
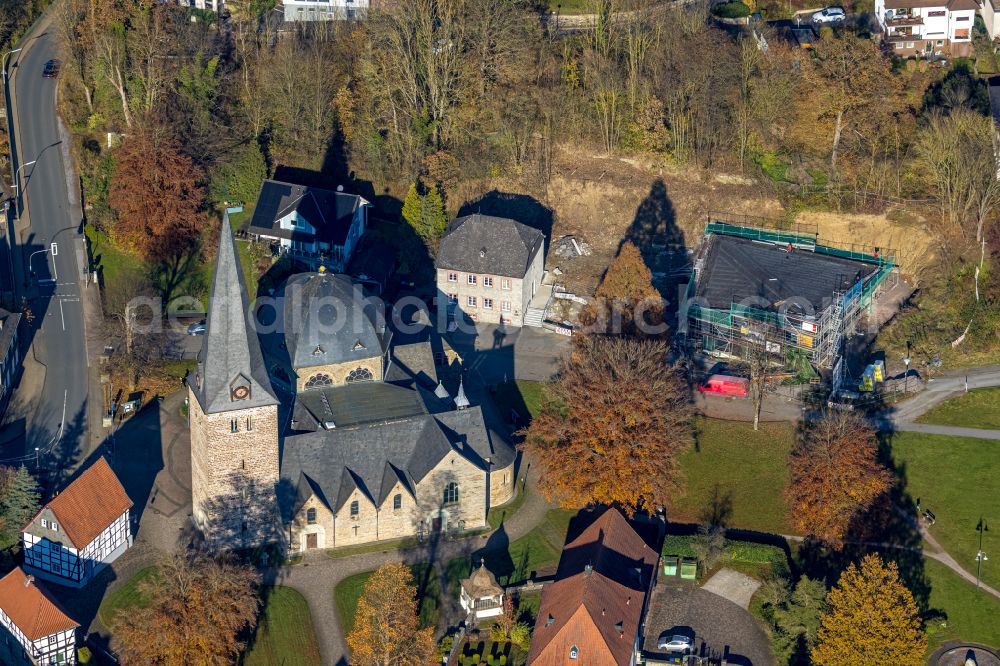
[955, 14, 970, 20]
[350, 500, 359, 517]
[51, 522, 58, 531]
[305, 373, 333, 389]
[955, 28, 969, 37]
[246, 417, 253, 432]
[393, 494, 402, 510]
[927, 9, 945, 15]
[230, 419, 239, 433]
[936, 39, 944, 45]
[347, 367, 374, 383]
[443, 482, 459, 505]
[483, 298, 493, 309]
[483, 276, 494, 287]
[467, 274, 477, 285]
[448, 293, 458, 304]
[895, 42, 904, 48]
[906, 41, 914, 47]
[307, 508, 317, 524]
[467, 296, 478, 308]
[41, 519, 48, 528]
[447, 272, 458, 282]
[501, 279, 511, 290]
[570, 645, 579, 659]
[501, 301, 511, 312]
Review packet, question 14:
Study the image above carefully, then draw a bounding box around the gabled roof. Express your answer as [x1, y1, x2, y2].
[527, 509, 658, 666]
[0, 568, 79, 641]
[436, 214, 545, 278]
[248, 180, 366, 246]
[33, 457, 132, 549]
[283, 272, 390, 371]
[291, 381, 430, 432]
[194, 215, 278, 415]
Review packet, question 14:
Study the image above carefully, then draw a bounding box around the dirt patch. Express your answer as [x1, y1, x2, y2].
[796, 210, 937, 280]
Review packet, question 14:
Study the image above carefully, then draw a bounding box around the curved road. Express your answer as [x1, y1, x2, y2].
[7, 25, 89, 481]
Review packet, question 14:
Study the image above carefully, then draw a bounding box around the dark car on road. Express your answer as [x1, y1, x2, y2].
[42, 59, 60, 78]
[187, 320, 206, 336]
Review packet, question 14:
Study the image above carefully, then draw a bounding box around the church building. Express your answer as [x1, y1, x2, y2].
[189, 217, 516, 552]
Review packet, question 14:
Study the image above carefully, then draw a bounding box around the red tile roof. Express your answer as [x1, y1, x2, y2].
[0, 568, 78, 640]
[527, 509, 659, 666]
[44, 457, 132, 548]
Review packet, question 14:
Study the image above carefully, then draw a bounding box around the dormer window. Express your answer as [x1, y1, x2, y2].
[615, 621, 623, 632]
[353, 340, 366, 351]
[545, 614, 554, 627]
[313, 345, 324, 356]
[569, 645, 579, 659]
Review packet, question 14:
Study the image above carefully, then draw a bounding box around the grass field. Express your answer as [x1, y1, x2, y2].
[890, 432, 1000, 593]
[334, 563, 442, 637]
[670, 418, 795, 534]
[493, 380, 548, 424]
[923, 557, 1000, 652]
[916, 387, 1000, 429]
[244, 587, 322, 666]
[86, 225, 145, 293]
[97, 567, 158, 627]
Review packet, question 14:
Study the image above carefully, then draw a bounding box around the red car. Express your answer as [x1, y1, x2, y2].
[698, 374, 750, 397]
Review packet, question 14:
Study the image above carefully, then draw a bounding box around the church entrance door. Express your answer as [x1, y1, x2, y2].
[432, 516, 442, 532]
[306, 533, 318, 549]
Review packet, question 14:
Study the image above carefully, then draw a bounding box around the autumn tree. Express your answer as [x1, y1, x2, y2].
[786, 411, 892, 546]
[401, 181, 447, 248]
[522, 336, 693, 515]
[346, 562, 435, 666]
[114, 553, 260, 666]
[584, 241, 664, 336]
[812, 554, 926, 666]
[108, 123, 205, 262]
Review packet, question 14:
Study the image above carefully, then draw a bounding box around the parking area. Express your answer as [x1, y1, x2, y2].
[642, 579, 773, 666]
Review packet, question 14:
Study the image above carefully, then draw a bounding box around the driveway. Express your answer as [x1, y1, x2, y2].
[642, 579, 774, 666]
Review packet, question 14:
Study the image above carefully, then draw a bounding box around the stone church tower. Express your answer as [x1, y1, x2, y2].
[189, 216, 281, 551]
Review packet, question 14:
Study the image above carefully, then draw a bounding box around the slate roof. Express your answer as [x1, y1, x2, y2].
[283, 272, 391, 370]
[694, 235, 878, 313]
[436, 214, 544, 278]
[247, 180, 366, 246]
[528, 509, 658, 666]
[291, 381, 429, 432]
[0, 568, 78, 641]
[195, 216, 278, 414]
[279, 405, 514, 518]
[33, 457, 133, 549]
[384, 341, 439, 389]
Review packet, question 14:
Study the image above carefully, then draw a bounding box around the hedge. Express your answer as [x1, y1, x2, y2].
[661, 534, 790, 578]
[712, 1, 752, 18]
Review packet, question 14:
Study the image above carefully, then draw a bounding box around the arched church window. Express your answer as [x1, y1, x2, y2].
[346, 367, 374, 383]
[306, 508, 317, 524]
[305, 373, 333, 389]
[443, 482, 459, 505]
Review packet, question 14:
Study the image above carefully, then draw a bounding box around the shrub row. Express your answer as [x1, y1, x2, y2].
[662, 534, 790, 577]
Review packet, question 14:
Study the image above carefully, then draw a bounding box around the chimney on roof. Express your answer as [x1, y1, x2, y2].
[626, 597, 631, 605]
[24, 575, 34, 588]
[584, 563, 593, 577]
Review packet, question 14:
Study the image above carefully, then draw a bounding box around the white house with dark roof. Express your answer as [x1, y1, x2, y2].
[0, 567, 79, 665]
[436, 213, 546, 326]
[875, 0, 977, 57]
[21, 457, 133, 588]
[247, 179, 370, 272]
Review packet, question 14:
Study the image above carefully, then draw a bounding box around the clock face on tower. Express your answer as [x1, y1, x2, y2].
[231, 384, 250, 401]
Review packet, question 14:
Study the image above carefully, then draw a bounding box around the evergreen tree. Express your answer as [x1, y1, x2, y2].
[0, 465, 40, 548]
[420, 185, 447, 243]
[401, 182, 422, 234]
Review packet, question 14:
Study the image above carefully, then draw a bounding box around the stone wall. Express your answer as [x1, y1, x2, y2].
[293, 355, 384, 392]
[489, 461, 516, 508]
[436, 269, 526, 325]
[189, 388, 281, 549]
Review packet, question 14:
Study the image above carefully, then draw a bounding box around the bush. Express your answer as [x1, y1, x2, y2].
[499, 656, 508, 666]
[78, 647, 92, 664]
[661, 534, 698, 558]
[510, 623, 531, 650]
[712, 1, 751, 18]
[210, 142, 267, 207]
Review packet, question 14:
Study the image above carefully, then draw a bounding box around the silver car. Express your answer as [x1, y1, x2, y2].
[658, 634, 694, 652]
[812, 6, 846, 23]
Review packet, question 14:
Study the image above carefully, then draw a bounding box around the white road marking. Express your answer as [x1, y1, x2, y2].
[58, 389, 67, 441]
[59, 299, 65, 331]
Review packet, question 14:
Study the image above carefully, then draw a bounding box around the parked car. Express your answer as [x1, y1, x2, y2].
[698, 374, 750, 397]
[812, 6, 846, 23]
[42, 59, 59, 78]
[187, 320, 206, 336]
[658, 634, 694, 652]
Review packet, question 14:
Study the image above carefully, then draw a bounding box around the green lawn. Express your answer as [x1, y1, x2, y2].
[549, 0, 592, 14]
[890, 432, 1000, 593]
[97, 567, 158, 628]
[670, 418, 795, 533]
[916, 387, 1000, 430]
[244, 587, 322, 666]
[334, 563, 442, 637]
[488, 483, 530, 530]
[923, 557, 1000, 652]
[493, 380, 548, 424]
[85, 225, 146, 292]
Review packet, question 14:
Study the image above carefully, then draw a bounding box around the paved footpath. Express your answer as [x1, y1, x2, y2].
[888, 364, 1000, 439]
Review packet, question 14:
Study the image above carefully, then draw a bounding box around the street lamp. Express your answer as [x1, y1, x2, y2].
[27, 245, 51, 279]
[13, 159, 36, 194]
[34, 446, 39, 469]
[903, 341, 911, 394]
[977, 516, 989, 590]
[2, 47, 22, 85]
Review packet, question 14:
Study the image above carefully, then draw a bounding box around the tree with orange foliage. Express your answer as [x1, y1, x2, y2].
[785, 411, 891, 546]
[812, 553, 926, 666]
[108, 124, 205, 262]
[583, 241, 665, 336]
[113, 553, 260, 666]
[346, 563, 435, 666]
[521, 335, 693, 515]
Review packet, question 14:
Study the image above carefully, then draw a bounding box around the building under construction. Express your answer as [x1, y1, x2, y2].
[683, 215, 897, 386]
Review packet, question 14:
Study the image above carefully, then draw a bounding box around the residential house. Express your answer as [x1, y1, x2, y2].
[875, 0, 977, 57]
[21, 457, 133, 588]
[980, 0, 1000, 39]
[247, 180, 370, 272]
[0, 568, 79, 666]
[280, 0, 368, 21]
[526, 509, 659, 666]
[176, 0, 222, 10]
[0, 308, 23, 416]
[436, 213, 545, 326]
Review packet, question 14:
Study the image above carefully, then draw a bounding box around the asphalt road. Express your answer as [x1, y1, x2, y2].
[9, 30, 89, 477]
